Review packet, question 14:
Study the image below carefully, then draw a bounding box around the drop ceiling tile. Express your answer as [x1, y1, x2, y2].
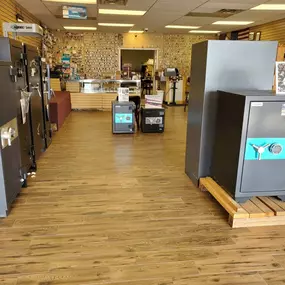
[58, 18, 97, 27]
[98, 15, 141, 23]
[99, 0, 156, 10]
[152, 0, 206, 12]
[266, 0, 285, 3]
[174, 16, 225, 25]
[209, 0, 267, 3]
[227, 9, 285, 21]
[194, 1, 260, 11]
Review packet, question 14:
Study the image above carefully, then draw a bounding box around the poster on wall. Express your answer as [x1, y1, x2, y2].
[61, 54, 71, 78]
[63, 6, 87, 19]
[276, 62, 285, 95]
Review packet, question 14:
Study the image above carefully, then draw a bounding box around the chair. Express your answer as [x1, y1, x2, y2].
[141, 79, 153, 96]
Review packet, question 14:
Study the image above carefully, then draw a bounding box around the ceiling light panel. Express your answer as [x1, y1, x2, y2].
[99, 9, 146, 15]
[165, 25, 200, 29]
[213, 21, 254, 25]
[64, 26, 97, 30]
[189, 30, 220, 34]
[251, 4, 285, 10]
[44, 0, 97, 3]
[98, 23, 134, 27]
[129, 30, 144, 33]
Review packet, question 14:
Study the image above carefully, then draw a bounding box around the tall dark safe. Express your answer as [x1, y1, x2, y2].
[39, 62, 52, 148]
[185, 41, 278, 186]
[0, 38, 33, 186]
[24, 44, 46, 161]
[211, 90, 285, 203]
[0, 61, 21, 217]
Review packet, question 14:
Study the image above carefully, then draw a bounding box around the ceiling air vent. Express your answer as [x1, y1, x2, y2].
[186, 9, 244, 18]
[217, 9, 244, 15]
[99, 0, 128, 5]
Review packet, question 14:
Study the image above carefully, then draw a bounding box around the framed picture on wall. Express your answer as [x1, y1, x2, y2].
[255, 32, 261, 41]
[276, 62, 285, 95]
[249, 32, 255, 41]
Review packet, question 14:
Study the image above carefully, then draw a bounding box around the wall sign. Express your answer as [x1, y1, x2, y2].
[63, 6, 87, 20]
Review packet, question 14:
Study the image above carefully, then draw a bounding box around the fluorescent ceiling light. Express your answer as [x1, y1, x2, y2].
[44, 0, 97, 3]
[129, 30, 144, 33]
[189, 30, 220, 34]
[98, 23, 134, 27]
[165, 25, 200, 29]
[213, 21, 254, 25]
[64, 26, 97, 30]
[251, 4, 285, 10]
[99, 9, 146, 16]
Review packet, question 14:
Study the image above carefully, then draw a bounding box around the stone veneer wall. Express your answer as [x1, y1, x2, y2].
[51, 31, 216, 77]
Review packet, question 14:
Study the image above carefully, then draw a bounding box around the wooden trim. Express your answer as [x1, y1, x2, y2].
[199, 177, 285, 228]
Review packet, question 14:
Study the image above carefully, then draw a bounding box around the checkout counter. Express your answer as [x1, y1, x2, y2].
[66, 79, 141, 110]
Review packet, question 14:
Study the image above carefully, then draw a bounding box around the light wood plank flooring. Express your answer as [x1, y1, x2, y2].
[1, 108, 285, 284]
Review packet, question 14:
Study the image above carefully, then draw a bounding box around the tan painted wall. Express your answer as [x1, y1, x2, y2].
[250, 18, 285, 45]
[0, 0, 41, 48]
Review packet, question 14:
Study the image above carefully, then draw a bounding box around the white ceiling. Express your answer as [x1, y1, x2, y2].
[15, 0, 285, 33]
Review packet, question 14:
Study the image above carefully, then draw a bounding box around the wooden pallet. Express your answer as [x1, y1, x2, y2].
[199, 177, 285, 228]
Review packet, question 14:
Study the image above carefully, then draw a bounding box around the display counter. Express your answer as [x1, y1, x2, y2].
[67, 79, 141, 111]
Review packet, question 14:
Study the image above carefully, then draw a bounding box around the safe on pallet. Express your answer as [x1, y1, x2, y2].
[112, 101, 136, 134]
[211, 90, 285, 203]
[141, 107, 165, 133]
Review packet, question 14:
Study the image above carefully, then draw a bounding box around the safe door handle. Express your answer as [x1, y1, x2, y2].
[1, 127, 16, 147]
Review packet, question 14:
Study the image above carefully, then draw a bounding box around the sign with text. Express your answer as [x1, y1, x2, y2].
[63, 6, 87, 20]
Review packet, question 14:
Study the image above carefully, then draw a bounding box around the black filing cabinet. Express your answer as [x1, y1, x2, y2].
[211, 90, 285, 203]
[141, 107, 165, 133]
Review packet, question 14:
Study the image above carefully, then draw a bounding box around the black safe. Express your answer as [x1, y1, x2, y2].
[24, 43, 46, 162]
[0, 38, 34, 186]
[141, 107, 165, 133]
[211, 90, 285, 203]
[0, 61, 22, 216]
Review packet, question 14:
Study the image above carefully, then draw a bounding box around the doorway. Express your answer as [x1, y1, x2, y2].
[119, 48, 158, 95]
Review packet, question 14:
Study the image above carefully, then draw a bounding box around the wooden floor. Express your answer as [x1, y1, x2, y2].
[1, 108, 285, 284]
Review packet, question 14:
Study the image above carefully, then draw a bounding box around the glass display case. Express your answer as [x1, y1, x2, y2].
[79, 79, 141, 95]
[68, 79, 141, 111]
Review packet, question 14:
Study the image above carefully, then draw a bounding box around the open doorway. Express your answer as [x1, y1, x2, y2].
[119, 48, 158, 96]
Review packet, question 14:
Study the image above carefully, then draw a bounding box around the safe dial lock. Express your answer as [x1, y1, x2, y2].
[270, 143, 283, 155]
[252, 143, 283, 160]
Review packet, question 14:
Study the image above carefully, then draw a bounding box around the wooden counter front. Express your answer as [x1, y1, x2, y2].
[71, 93, 118, 110]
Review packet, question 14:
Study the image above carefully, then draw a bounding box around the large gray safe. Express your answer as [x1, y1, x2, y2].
[185, 40, 278, 186]
[211, 90, 285, 203]
[0, 61, 21, 217]
[112, 101, 135, 134]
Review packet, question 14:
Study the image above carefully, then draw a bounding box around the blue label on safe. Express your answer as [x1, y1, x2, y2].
[244, 138, 285, 160]
[115, 114, 133, 124]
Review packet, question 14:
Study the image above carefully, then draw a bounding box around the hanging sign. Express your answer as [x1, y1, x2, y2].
[63, 6, 87, 20]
